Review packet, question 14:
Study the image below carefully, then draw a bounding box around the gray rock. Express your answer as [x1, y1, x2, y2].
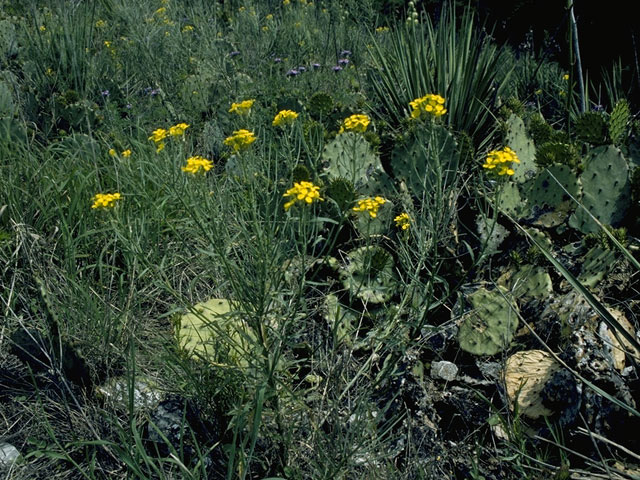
[431, 361, 458, 381]
[0, 443, 20, 469]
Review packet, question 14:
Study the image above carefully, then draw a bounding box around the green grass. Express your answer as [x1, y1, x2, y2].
[1, 1, 640, 479]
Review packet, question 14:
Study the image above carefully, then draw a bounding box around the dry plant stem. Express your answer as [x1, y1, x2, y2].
[576, 427, 640, 462]
[568, 1, 586, 113]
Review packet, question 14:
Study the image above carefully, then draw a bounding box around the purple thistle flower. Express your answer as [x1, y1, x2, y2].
[101, 89, 110, 97]
[298, 66, 306, 73]
[150, 89, 160, 97]
[286, 69, 299, 76]
[332, 65, 342, 72]
[592, 104, 605, 112]
[229, 51, 241, 57]
[312, 63, 321, 69]
[274, 57, 282, 63]
[338, 58, 349, 66]
[340, 49, 352, 57]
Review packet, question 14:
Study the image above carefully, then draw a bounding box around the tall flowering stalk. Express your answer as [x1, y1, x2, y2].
[224, 129, 257, 152]
[339, 114, 370, 133]
[353, 196, 386, 218]
[91, 192, 121, 209]
[409, 94, 446, 120]
[283, 181, 323, 211]
[482, 147, 520, 176]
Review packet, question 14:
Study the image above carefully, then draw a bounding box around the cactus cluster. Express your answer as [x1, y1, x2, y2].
[575, 112, 608, 145]
[322, 132, 385, 190]
[339, 246, 397, 304]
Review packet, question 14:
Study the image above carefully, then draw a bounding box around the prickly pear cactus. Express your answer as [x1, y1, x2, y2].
[528, 164, 580, 212]
[568, 145, 631, 233]
[323, 132, 384, 189]
[534, 142, 580, 170]
[325, 177, 356, 211]
[498, 181, 528, 218]
[504, 264, 553, 301]
[457, 286, 519, 356]
[340, 246, 397, 304]
[354, 198, 395, 237]
[476, 214, 509, 255]
[177, 298, 253, 366]
[390, 123, 459, 195]
[575, 112, 608, 145]
[505, 114, 537, 184]
[323, 294, 360, 346]
[609, 99, 630, 147]
[577, 246, 619, 288]
[504, 350, 562, 419]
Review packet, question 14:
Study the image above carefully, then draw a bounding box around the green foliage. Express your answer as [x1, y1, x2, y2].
[368, 5, 509, 145]
[325, 177, 356, 211]
[575, 111, 608, 145]
[609, 99, 630, 147]
[291, 164, 311, 182]
[528, 113, 555, 146]
[577, 246, 619, 288]
[457, 286, 519, 356]
[527, 164, 580, 212]
[505, 264, 553, 301]
[307, 92, 334, 119]
[534, 141, 580, 170]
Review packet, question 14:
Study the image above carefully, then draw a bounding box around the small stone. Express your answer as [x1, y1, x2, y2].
[431, 361, 458, 381]
[0, 443, 20, 468]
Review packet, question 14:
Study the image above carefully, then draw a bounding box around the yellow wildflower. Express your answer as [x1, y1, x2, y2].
[224, 129, 257, 152]
[283, 0, 290, 5]
[169, 122, 189, 136]
[409, 94, 447, 119]
[182, 155, 213, 174]
[339, 114, 370, 134]
[273, 110, 299, 127]
[91, 192, 121, 209]
[148, 128, 169, 143]
[182, 25, 194, 32]
[229, 99, 255, 115]
[283, 181, 323, 211]
[394, 213, 411, 230]
[104, 40, 112, 48]
[353, 196, 386, 218]
[122, 149, 132, 157]
[108, 148, 117, 157]
[95, 19, 107, 28]
[266, 14, 274, 20]
[39, 25, 46, 32]
[376, 26, 389, 33]
[563, 74, 569, 81]
[482, 146, 520, 176]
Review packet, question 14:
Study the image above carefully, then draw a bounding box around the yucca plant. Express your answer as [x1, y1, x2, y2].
[367, 3, 510, 148]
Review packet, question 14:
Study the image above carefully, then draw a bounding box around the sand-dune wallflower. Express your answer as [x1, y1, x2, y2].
[182, 155, 213, 174]
[122, 149, 132, 157]
[283, 181, 323, 211]
[91, 192, 121, 209]
[273, 109, 299, 127]
[482, 146, 520, 176]
[394, 213, 411, 230]
[169, 123, 190, 137]
[353, 196, 386, 218]
[339, 114, 370, 134]
[229, 99, 255, 115]
[409, 94, 446, 119]
[148, 127, 169, 152]
[224, 129, 257, 152]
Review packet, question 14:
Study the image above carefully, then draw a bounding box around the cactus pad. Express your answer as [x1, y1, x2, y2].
[534, 142, 580, 170]
[528, 164, 580, 212]
[340, 246, 397, 303]
[568, 145, 631, 233]
[457, 286, 519, 356]
[322, 132, 384, 189]
[609, 99, 630, 146]
[505, 114, 537, 184]
[575, 112, 608, 145]
[577, 246, 619, 288]
[504, 350, 562, 419]
[504, 264, 553, 301]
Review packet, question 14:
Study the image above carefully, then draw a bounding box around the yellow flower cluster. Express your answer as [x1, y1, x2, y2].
[169, 123, 189, 136]
[394, 213, 411, 230]
[273, 110, 299, 127]
[409, 94, 446, 119]
[148, 123, 190, 152]
[353, 196, 386, 218]
[283, 181, 323, 211]
[339, 114, 370, 134]
[224, 129, 257, 152]
[229, 99, 255, 115]
[91, 192, 121, 209]
[182, 155, 213, 174]
[482, 146, 520, 176]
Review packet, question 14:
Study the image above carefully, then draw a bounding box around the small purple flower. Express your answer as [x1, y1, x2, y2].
[340, 49, 352, 57]
[125, 103, 132, 109]
[312, 63, 321, 70]
[274, 57, 282, 63]
[101, 89, 110, 97]
[286, 69, 299, 76]
[298, 66, 306, 73]
[338, 58, 349, 66]
[229, 51, 241, 57]
[150, 89, 160, 97]
[592, 104, 605, 112]
[332, 65, 343, 72]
